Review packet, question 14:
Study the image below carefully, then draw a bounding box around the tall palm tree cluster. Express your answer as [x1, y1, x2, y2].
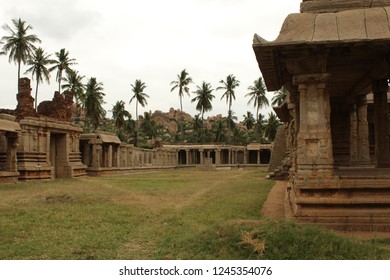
[1, 18, 283, 147]
[0, 18, 106, 131]
[166, 70, 282, 144]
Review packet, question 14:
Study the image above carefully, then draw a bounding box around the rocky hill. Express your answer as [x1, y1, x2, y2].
[151, 108, 193, 133]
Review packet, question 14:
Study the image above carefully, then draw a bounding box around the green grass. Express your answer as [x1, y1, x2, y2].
[0, 168, 389, 260]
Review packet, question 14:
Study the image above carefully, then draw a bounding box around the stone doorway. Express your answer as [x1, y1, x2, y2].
[50, 133, 67, 178]
[178, 150, 186, 165]
[260, 149, 271, 164]
[248, 150, 258, 164]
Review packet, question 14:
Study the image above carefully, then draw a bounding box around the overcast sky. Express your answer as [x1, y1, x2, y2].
[0, 0, 301, 121]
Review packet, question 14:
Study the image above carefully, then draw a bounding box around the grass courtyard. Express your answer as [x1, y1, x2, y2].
[0, 168, 389, 260]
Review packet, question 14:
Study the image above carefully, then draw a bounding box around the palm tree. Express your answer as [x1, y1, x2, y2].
[272, 86, 288, 106]
[170, 69, 193, 136]
[226, 110, 237, 130]
[242, 111, 255, 130]
[62, 69, 85, 103]
[84, 77, 106, 131]
[246, 77, 269, 123]
[140, 111, 160, 140]
[264, 112, 280, 142]
[112, 100, 131, 131]
[50, 48, 77, 93]
[254, 113, 267, 139]
[217, 74, 240, 132]
[232, 126, 245, 144]
[1, 18, 41, 88]
[24, 47, 55, 110]
[170, 70, 193, 110]
[130, 79, 149, 146]
[62, 69, 85, 123]
[125, 117, 136, 143]
[213, 119, 227, 143]
[191, 81, 214, 122]
[192, 113, 203, 141]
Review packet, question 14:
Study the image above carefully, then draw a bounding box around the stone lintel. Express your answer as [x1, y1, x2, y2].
[293, 73, 331, 86]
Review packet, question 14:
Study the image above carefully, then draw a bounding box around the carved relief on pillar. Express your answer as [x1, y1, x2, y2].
[286, 88, 299, 177]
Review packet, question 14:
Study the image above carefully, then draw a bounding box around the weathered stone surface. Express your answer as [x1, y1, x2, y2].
[37, 91, 74, 122]
[15, 78, 36, 121]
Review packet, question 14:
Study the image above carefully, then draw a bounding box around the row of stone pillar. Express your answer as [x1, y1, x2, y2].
[178, 148, 265, 165]
[89, 143, 177, 169]
[288, 73, 390, 181]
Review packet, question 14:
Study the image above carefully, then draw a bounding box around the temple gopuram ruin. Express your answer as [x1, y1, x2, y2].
[253, 0, 390, 231]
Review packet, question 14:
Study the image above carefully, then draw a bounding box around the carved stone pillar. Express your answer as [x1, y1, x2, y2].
[287, 88, 298, 177]
[199, 148, 204, 165]
[373, 79, 390, 167]
[293, 73, 334, 178]
[349, 103, 359, 165]
[185, 149, 189, 165]
[216, 149, 221, 165]
[356, 95, 371, 165]
[108, 145, 113, 168]
[92, 143, 102, 168]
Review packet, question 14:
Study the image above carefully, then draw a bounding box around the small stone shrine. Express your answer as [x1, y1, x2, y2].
[15, 78, 86, 180]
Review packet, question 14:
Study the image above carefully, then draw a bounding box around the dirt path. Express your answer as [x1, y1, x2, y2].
[261, 180, 287, 219]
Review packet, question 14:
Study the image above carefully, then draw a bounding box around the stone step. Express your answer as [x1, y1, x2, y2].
[296, 196, 390, 205]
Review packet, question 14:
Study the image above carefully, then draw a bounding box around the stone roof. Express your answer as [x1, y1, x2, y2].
[255, 7, 390, 46]
[253, 6, 390, 91]
[301, 0, 390, 13]
[0, 118, 20, 132]
[81, 132, 121, 144]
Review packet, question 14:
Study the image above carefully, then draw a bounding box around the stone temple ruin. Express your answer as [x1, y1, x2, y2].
[0, 78, 271, 182]
[253, 0, 390, 230]
[3, 78, 87, 181]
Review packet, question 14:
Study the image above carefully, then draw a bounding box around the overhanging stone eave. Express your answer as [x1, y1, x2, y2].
[253, 37, 390, 91]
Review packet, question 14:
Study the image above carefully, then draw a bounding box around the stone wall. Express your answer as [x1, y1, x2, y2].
[37, 91, 74, 122]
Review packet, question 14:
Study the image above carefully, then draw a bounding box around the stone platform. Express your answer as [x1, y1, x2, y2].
[286, 167, 390, 231]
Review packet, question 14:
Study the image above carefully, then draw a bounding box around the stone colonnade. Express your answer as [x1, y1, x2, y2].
[285, 74, 390, 170]
[80, 133, 177, 175]
[170, 144, 272, 166]
[284, 73, 390, 230]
